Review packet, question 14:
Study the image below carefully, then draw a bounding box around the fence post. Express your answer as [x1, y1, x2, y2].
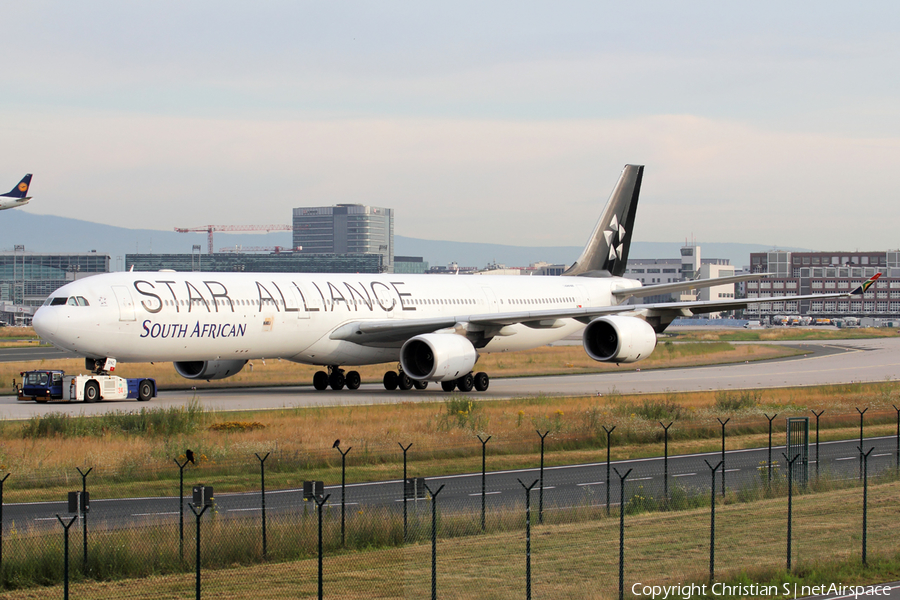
[397, 442, 412, 542]
[704, 460, 723, 583]
[764, 413, 778, 487]
[858, 446, 873, 565]
[614, 467, 633, 600]
[188, 503, 210, 600]
[423, 483, 445, 600]
[313, 493, 331, 600]
[174, 458, 190, 559]
[335, 445, 352, 546]
[810, 410, 824, 481]
[478, 435, 491, 532]
[782, 453, 800, 571]
[55, 515, 78, 600]
[255, 452, 270, 557]
[603, 426, 616, 516]
[659, 422, 673, 507]
[717, 419, 730, 497]
[0, 472, 9, 569]
[856, 407, 868, 480]
[536, 430, 549, 524]
[893, 405, 900, 474]
[76, 467, 92, 571]
[518, 479, 539, 600]
[398, 442, 412, 541]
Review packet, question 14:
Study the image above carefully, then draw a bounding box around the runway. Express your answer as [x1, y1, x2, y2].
[2, 337, 899, 418]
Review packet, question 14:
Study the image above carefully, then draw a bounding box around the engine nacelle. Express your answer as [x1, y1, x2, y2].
[583, 315, 657, 364]
[400, 334, 478, 382]
[173, 360, 248, 381]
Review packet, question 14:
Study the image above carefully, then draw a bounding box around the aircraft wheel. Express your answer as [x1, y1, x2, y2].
[313, 371, 329, 391]
[441, 380, 456, 392]
[398, 374, 413, 390]
[138, 379, 154, 401]
[84, 380, 100, 403]
[457, 373, 474, 392]
[474, 372, 490, 392]
[413, 380, 428, 390]
[345, 371, 361, 390]
[329, 371, 345, 391]
[383, 371, 399, 391]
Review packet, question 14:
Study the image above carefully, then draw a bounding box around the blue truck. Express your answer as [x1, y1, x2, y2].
[18, 369, 157, 403]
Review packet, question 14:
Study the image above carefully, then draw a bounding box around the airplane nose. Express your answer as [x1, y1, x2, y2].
[32, 307, 58, 337]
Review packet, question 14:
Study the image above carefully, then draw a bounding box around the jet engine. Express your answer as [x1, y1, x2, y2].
[583, 315, 657, 363]
[173, 360, 248, 380]
[400, 334, 478, 382]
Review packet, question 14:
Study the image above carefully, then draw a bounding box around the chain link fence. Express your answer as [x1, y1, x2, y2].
[1, 409, 899, 599]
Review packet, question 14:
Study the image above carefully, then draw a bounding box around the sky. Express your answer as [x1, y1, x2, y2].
[2, 1, 900, 251]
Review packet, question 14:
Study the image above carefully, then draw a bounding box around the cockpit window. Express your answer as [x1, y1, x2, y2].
[76, 297, 90, 306]
[67, 297, 78, 306]
[50, 297, 68, 306]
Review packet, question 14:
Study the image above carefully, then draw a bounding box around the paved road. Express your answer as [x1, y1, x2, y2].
[0, 345, 78, 363]
[4, 434, 897, 534]
[3, 338, 899, 418]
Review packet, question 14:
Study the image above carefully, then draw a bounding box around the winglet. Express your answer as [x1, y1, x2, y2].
[850, 273, 881, 295]
[1, 174, 32, 198]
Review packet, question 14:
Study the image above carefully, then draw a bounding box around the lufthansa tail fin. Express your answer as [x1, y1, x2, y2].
[2, 174, 33, 198]
[562, 164, 643, 277]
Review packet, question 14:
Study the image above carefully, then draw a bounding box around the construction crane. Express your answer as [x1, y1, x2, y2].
[218, 246, 302, 254]
[174, 224, 295, 254]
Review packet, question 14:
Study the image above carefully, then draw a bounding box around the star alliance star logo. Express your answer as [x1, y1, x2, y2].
[603, 214, 626, 262]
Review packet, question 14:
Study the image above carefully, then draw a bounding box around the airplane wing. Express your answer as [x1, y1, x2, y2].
[612, 272, 770, 301]
[329, 273, 882, 347]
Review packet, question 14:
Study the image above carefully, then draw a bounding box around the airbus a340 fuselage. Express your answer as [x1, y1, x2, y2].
[34, 271, 633, 364]
[33, 165, 877, 393]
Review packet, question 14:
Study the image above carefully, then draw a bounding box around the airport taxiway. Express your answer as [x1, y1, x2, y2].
[2, 337, 899, 418]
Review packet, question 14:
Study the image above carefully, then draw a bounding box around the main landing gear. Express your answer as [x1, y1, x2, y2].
[313, 366, 361, 391]
[438, 372, 490, 393]
[311, 366, 490, 393]
[382, 369, 429, 391]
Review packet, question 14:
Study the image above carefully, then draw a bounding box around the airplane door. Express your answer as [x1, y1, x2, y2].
[481, 287, 499, 313]
[575, 285, 590, 308]
[279, 281, 308, 319]
[112, 285, 136, 321]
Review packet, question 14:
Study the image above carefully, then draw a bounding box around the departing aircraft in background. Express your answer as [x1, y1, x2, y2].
[32, 165, 880, 395]
[0, 174, 33, 211]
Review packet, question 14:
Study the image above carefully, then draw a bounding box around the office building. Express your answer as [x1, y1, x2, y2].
[745, 250, 898, 318]
[293, 204, 394, 272]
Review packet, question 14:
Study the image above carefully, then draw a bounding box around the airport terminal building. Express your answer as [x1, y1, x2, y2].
[126, 252, 385, 274]
[0, 247, 109, 324]
[745, 250, 900, 319]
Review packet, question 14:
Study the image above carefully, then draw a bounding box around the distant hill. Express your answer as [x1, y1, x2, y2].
[1, 211, 804, 271]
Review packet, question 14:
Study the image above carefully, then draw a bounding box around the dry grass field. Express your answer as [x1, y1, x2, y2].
[1, 376, 898, 503]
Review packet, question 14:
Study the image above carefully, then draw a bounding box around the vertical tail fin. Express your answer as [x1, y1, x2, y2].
[2, 174, 32, 198]
[562, 164, 643, 277]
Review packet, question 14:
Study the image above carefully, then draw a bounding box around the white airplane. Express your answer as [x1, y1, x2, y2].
[0, 174, 33, 211]
[32, 165, 880, 394]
